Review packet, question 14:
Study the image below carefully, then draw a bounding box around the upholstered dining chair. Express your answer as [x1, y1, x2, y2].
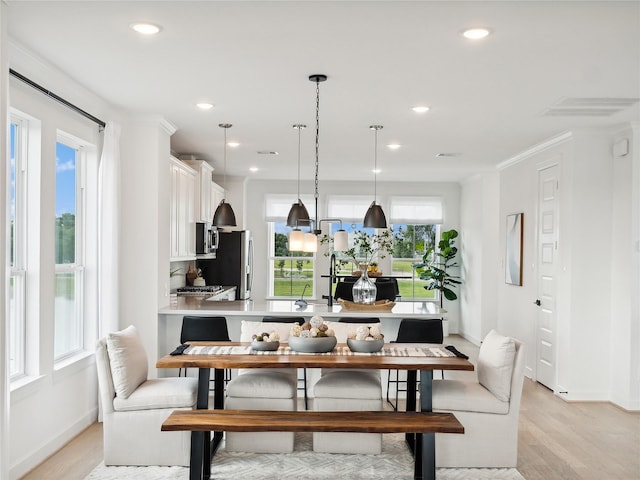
[179, 315, 231, 387]
[262, 316, 308, 408]
[95, 325, 197, 466]
[433, 330, 525, 467]
[386, 318, 444, 410]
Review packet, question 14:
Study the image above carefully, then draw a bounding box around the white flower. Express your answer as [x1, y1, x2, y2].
[290, 324, 302, 337]
[299, 330, 311, 338]
[268, 332, 280, 342]
[310, 327, 319, 337]
[310, 315, 324, 329]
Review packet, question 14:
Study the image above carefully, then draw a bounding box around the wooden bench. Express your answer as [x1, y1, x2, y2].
[163, 409, 463, 479]
[162, 409, 464, 435]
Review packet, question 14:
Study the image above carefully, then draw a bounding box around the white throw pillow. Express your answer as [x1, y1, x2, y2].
[477, 329, 516, 402]
[106, 325, 148, 399]
[240, 320, 295, 342]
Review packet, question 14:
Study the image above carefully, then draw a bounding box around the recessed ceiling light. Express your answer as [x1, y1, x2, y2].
[257, 150, 279, 155]
[461, 27, 491, 40]
[387, 144, 401, 150]
[227, 142, 240, 148]
[196, 103, 213, 110]
[436, 152, 461, 158]
[249, 167, 259, 173]
[130, 22, 161, 35]
[372, 168, 381, 174]
[412, 106, 430, 114]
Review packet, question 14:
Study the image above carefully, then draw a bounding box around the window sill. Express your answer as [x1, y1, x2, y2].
[53, 350, 95, 382]
[10, 374, 47, 403]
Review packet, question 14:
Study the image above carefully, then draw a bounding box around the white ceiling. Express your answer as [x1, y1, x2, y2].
[7, 1, 640, 183]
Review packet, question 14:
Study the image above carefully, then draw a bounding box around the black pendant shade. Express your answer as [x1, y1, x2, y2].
[363, 201, 387, 229]
[213, 199, 237, 227]
[286, 200, 310, 227]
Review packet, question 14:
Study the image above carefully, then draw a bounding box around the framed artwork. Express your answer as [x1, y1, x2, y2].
[505, 213, 523, 285]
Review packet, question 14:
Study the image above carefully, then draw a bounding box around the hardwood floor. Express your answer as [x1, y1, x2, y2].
[18, 335, 640, 480]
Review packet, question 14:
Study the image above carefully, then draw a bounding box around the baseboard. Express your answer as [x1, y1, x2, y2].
[10, 407, 98, 480]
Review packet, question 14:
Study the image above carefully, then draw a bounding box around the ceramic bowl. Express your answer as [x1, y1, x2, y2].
[347, 338, 385, 353]
[250, 340, 280, 351]
[288, 335, 337, 353]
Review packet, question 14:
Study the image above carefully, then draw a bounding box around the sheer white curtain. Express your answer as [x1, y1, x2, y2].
[98, 121, 120, 337]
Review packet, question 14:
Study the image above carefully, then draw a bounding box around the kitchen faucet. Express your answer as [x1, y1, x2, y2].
[321, 253, 337, 307]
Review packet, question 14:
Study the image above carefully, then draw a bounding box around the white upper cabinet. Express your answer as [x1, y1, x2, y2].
[169, 156, 197, 260]
[181, 158, 215, 223]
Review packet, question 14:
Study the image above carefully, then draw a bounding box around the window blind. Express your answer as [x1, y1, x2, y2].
[389, 196, 444, 224]
[327, 195, 372, 221]
[264, 194, 314, 221]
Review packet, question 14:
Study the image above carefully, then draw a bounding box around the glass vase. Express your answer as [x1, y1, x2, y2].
[352, 264, 377, 304]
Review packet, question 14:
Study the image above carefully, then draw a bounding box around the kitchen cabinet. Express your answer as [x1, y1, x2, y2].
[170, 156, 197, 260]
[182, 158, 215, 222]
[211, 180, 225, 216]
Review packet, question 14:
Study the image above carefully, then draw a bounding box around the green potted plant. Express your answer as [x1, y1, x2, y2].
[414, 229, 461, 308]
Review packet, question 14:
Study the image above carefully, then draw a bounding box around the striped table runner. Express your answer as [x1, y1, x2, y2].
[184, 345, 454, 357]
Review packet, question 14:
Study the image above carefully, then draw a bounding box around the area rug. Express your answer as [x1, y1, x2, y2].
[86, 433, 525, 480]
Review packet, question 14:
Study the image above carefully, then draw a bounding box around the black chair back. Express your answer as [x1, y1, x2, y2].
[180, 316, 230, 344]
[337, 317, 381, 323]
[375, 280, 397, 302]
[395, 318, 443, 343]
[262, 316, 305, 325]
[334, 281, 354, 301]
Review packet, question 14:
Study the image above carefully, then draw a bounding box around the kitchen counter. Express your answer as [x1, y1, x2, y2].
[159, 298, 445, 318]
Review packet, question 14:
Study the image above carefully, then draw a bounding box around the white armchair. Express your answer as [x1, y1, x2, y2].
[433, 330, 525, 468]
[95, 325, 198, 466]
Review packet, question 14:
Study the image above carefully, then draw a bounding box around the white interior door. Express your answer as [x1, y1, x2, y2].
[536, 164, 559, 390]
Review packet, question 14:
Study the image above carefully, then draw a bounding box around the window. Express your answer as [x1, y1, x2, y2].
[54, 136, 85, 360]
[8, 117, 27, 379]
[268, 221, 315, 298]
[389, 196, 444, 301]
[391, 224, 437, 300]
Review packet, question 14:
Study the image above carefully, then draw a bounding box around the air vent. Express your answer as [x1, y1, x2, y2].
[435, 153, 461, 158]
[257, 150, 279, 155]
[543, 97, 639, 117]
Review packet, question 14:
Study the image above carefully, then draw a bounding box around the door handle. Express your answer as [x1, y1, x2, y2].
[534, 299, 541, 306]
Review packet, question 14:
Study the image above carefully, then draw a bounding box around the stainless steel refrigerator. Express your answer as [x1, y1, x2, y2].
[197, 230, 252, 299]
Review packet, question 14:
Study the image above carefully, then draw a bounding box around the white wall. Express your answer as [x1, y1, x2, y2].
[119, 117, 176, 378]
[609, 123, 640, 410]
[460, 173, 500, 344]
[488, 128, 639, 408]
[241, 178, 463, 332]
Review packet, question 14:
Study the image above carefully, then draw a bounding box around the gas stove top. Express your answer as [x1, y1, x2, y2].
[176, 285, 223, 296]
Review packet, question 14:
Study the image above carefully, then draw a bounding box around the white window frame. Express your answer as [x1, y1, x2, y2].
[53, 133, 87, 362]
[267, 222, 316, 299]
[8, 115, 28, 380]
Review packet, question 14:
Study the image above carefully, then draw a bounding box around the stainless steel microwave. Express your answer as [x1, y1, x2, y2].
[195, 222, 218, 255]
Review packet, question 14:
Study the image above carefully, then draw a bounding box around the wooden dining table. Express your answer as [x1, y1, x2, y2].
[156, 342, 474, 480]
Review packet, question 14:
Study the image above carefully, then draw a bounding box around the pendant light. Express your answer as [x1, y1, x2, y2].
[287, 124, 310, 227]
[363, 125, 387, 229]
[212, 123, 237, 227]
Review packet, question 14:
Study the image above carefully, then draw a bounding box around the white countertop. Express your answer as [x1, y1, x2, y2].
[159, 298, 445, 318]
